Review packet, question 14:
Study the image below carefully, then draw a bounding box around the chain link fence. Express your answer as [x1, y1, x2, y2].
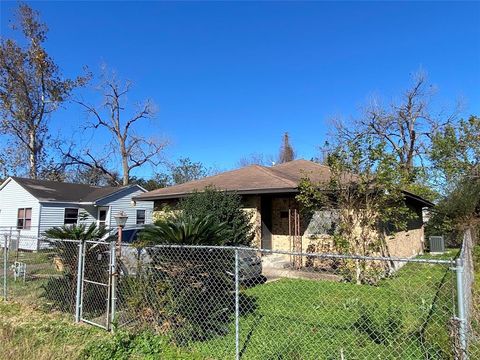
[1, 230, 478, 359]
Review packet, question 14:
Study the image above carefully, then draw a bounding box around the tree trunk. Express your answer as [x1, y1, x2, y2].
[29, 129, 37, 179]
[120, 140, 129, 186]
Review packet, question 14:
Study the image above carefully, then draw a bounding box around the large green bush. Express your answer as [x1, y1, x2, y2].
[177, 187, 254, 246]
[125, 213, 256, 344]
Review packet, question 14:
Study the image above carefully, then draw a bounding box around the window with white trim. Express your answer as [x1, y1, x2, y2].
[17, 208, 32, 229]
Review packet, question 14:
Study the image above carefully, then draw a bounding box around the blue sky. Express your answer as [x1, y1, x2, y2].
[1, 1, 479, 176]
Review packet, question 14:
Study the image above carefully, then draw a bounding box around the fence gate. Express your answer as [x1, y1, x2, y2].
[80, 240, 113, 330]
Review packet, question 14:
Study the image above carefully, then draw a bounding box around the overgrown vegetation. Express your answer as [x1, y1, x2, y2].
[1, 248, 471, 359]
[297, 139, 415, 284]
[121, 209, 255, 344]
[0, 301, 106, 360]
[42, 223, 109, 313]
[81, 330, 202, 359]
[176, 187, 255, 247]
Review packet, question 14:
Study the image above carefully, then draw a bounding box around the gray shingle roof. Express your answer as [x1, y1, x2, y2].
[10, 177, 134, 203]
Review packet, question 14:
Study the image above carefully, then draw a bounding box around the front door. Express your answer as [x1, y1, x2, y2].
[97, 207, 109, 228]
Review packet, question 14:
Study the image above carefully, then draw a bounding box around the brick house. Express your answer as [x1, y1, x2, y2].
[136, 159, 433, 259]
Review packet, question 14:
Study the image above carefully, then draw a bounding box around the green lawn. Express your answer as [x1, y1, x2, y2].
[1, 248, 473, 359]
[191, 253, 457, 360]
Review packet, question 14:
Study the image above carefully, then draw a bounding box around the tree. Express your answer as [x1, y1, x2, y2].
[68, 165, 120, 186]
[170, 157, 208, 185]
[430, 115, 480, 189]
[329, 72, 456, 185]
[237, 152, 275, 167]
[297, 137, 414, 284]
[0, 4, 88, 178]
[63, 69, 167, 185]
[278, 132, 296, 163]
[129, 174, 170, 191]
[426, 115, 480, 239]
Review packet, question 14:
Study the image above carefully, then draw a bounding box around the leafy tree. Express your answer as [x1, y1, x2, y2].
[430, 115, 479, 190]
[426, 177, 480, 243]
[427, 115, 480, 239]
[0, 4, 88, 178]
[170, 157, 208, 185]
[297, 137, 415, 284]
[278, 132, 296, 163]
[178, 187, 255, 246]
[129, 174, 170, 191]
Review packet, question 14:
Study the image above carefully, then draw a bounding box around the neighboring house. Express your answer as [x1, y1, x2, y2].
[136, 159, 433, 259]
[0, 177, 154, 250]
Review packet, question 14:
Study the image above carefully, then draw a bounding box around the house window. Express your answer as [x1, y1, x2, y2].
[136, 210, 146, 225]
[17, 208, 32, 230]
[98, 208, 108, 228]
[64, 208, 79, 225]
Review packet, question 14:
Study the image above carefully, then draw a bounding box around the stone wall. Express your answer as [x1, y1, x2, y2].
[241, 195, 262, 248]
[385, 227, 424, 258]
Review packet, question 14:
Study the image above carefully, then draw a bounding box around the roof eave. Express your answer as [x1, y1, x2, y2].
[402, 190, 435, 208]
[38, 200, 95, 205]
[134, 187, 299, 201]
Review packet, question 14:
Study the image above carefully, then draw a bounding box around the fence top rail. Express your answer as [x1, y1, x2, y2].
[84, 239, 110, 245]
[121, 243, 455, 265]
[43, 238, 82, 244]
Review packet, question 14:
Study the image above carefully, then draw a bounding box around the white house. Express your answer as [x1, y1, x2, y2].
[0, 177, 154, 250]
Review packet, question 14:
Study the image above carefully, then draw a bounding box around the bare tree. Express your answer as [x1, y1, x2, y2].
[330, 72, 457, 181]
[63, 70, 167, 185]
[237, 152, 275, 167]
[278, 132, 296, 163]
[0, 4, 88, 178]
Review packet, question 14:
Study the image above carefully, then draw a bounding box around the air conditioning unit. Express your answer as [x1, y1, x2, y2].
[429, 236, 445, 254]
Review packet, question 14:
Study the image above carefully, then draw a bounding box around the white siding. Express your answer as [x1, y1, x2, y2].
[39, 203, 97, 235]
[98, 187, 153, 227]
[0, 179, 41, 250]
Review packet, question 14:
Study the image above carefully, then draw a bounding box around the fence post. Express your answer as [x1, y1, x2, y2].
[455, 257, 468, 359]
[3, 234, 8, 301]
[75, 240, 85, 323]
[234, 248, 240, 360]
[109, 240, 117, 331]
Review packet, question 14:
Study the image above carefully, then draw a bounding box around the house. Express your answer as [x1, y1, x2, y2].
[135, 159, 433, 259]
[0, 177, 154, 250]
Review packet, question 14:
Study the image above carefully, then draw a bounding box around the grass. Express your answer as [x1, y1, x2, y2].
[0, 301, 107, 360]
[1, 247, 476, 359]
[190, 252, 458, 359]
[470, 244, 480, 359]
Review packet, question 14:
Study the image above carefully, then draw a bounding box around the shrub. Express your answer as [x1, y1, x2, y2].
[177, 187, 254, 246]
[41, 223, 109, 313]
[80, 330, 202, 359]
[129, 214, 255, 344]
[139, 213, 228, 246]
